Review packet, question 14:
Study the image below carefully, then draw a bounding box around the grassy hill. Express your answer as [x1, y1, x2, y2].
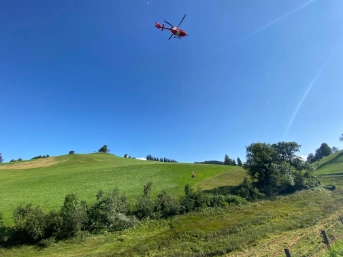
[2, 152, 343, 256]
[0, 153, 244, 225]
[313, 150, 343, 175]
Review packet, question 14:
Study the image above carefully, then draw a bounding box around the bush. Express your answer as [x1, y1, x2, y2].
[24, 206, 47, 243]
[12, 204, 47, 244]
[45, 210, 63, 239]
[324, 184, 336, 191]
[59, 194, 88, 239]
[155, 190, 180, 218]
[232, 177, 265, 200]
[87, 189, 132, 232]
[0, 212, 7, 244]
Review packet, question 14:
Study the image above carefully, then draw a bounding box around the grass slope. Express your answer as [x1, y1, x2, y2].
[313, 150, 343, 175]
[0, 153, 244, 225]
[2, 179, 343, 257]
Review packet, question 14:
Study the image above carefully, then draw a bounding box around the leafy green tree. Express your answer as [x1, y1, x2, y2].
[314, 143, 332, 160]
[98, 145, 110, 153]
[69, 150, 75, 154]
[237, 157, 242, 166]
[307, 153, 314, 163]
[17, 158, 23, 161]
[244, 142, 314, 196]
[331, 146, 339, 153]
[124, 154, 128, 158]
[340, 134, 343, 142]
[10, 159, 16, 162]
[0, 153, 3, 163]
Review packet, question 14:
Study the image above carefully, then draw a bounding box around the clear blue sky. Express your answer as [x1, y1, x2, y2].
[1, 0, 343, 163]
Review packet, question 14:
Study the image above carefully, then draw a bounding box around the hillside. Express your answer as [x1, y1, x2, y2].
[0, 153, 245, 225]
[2, 153, 343, 256]
[313, 150, 343, 175]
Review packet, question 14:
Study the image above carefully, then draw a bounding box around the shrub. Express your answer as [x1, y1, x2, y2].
[0, 212, 7, 244]
[59, 194, 88, 239]
[87, 189, 133, 232]
[134, 182, 156, 219]
[155, 189, 180, 218]
[45, 210, 63, 238]
[24, 206, 47, 243]
[12, 204, 47, 244]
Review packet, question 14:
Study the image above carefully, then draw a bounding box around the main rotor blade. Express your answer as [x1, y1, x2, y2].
[177, 14, 186, 27]
[168, 34, 173, 40]
[164, 20, 174, 27]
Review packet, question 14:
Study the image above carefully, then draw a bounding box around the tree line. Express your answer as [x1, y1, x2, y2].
[195, 156, 243, 166]
[307, 142, 340, 163]
[146, 154, 177, 163]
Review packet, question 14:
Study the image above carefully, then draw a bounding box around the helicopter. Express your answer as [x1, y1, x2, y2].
[155, 14, 188, 40]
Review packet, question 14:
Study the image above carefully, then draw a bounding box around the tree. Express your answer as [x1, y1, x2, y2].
[340, 134, 343, 142]
[0, 153, 3, 163]
[69, 150, 75, 154]
[224, 155, 232, 165]
[244, 142, 314, 196]
[18, 158, 23, 161]
[232, 159, 237, 166]
[98, 145, 110, 153]
[331, 146, 339, 153]
[314, 143, 332, 160]
[307, 153, 314, 163]
[124, 154, 128, 158]
[237, 157, 242, 166]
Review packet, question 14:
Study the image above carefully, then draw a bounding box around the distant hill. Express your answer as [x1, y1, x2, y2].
[313, 150, 343, 175]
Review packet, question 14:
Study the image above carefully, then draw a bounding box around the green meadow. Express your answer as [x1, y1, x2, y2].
[0, 153, 243, 225]
[313, 150, 343, 175]
[1, 151, 343, 257]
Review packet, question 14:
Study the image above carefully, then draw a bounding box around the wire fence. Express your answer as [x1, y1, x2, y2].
[231, 214, 343, 257]
[283, 215, 343, 257]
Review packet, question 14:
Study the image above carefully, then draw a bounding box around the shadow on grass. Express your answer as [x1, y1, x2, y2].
[203, 185, 237, 195]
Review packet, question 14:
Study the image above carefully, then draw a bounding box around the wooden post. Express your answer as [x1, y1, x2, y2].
[321, 230, 330, 248]
[339, 215, 343, 224]
[284, 248, 291, 257]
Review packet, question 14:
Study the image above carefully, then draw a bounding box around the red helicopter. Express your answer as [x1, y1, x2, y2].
[155, 14, 188, 40]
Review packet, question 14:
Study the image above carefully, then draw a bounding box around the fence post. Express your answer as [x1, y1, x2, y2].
[339, 215, 343, 224]
[321, 230, 330, 248]
[284, 248, 291, 257]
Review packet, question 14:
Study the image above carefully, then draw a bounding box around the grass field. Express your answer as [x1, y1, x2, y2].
[313, 150, 343, 175]
[0, 153, 244, 225]
[1, 151, 343, 257]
